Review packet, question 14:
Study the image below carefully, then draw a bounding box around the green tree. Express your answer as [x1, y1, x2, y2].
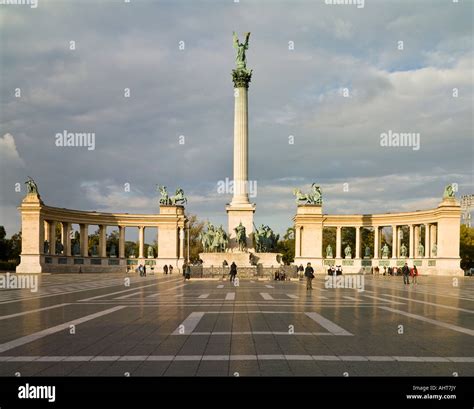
[9, 231, 22, 261]
[188, 214, 205, 262]
[460, 224, 474, 270]
[0, 226, 10, 261]
[277, 226, 295, 264]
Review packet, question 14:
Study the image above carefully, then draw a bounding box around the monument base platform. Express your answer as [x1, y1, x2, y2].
[200, 252, 282, 268]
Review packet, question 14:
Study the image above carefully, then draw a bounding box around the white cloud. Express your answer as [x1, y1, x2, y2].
[0, 133, 24, 166]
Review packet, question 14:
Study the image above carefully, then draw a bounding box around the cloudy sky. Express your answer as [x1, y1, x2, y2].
[0, 0, 473, 239]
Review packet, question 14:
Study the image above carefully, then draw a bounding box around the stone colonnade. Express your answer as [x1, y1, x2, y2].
[16, 192, 187, 274]
[294, 197, 462, 276]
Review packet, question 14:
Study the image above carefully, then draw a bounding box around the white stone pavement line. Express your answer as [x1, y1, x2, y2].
[260, 293, 274, 300]
[305, 312, 353, 336]
[265, 285, 274, 289]
[364, 285, 474, 302]
[189, 331, 332, 336]
[380, 293, 474, 314]
[217, 285, 224, 289]
[171, 312, 205, 335]
[378, 306, 474, 336]
[0, 303, 70, 321]
[145, 283, 186, 298]
[80, 282, 167, 302]
[1, 355, 472, 363]
[0, 278, 159, 305]
[0, 306, 126, 353]
[114, 291, 144, 300]
[286, 294, 299, 299]
[343, 296, 359, 301]
[225, 292, 235, 301]
[198, 294, 210, 299]
[364, 295, 404, 305]
[73, 302, 376, 307]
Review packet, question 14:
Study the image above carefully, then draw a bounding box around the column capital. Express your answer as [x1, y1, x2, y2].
[232, 68, 252, 89]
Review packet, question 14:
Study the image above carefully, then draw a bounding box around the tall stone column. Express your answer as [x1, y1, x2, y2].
[138, 226, 145, 259]
[119, 226, 126, 258]
[336, 226, 342, 259]
[226, 61, 255, 250]
[409, 225, 414, 258]
[391, 225, 397, 258]
[355, 226, 360, 258]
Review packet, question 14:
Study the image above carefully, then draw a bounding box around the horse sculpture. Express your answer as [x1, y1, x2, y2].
[171, 188, 187, 205]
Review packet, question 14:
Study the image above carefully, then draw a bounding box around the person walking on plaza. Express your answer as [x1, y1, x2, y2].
[410, 265, 418, 285]
[402, 262, 410, 285]
[143, 264, 147, 277]
[304, 262, 314, 290]
[169, 264, 173, 274]
[229, 262, 237, 282]
[184, 263, 191, 281]
[297, 264, 304, 280]
[163, 264, 168, 275]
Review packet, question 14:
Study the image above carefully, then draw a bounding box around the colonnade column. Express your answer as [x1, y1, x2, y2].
[409, 225, 414, 258]
[336, 227, 342, 259]
[179, 227, 184, 259]
[374, 227, 379, 258]
[138, 226, 145, 259]
[119, 226, 126, 258]
[430, 224, 437, 257]
[397, 226, 402, 258]
[44, 221, 50, 251]
[424, 223, 430, 258]
[61, 222, 71, 256]
[414, 225, 420, 257]
[99, 225, 107, 257]
[355, 226, 360, 258]
[391, 225, 397, 258]
[80, 224, 88, 257]
[49, 221, 56, 254]
[295, 226, 301, 257]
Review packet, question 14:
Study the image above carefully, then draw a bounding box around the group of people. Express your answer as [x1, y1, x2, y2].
[129, 263, 177, 277]
[274, 270, 288, 281]
[401, 263, 419, 285]
[327, 266, 343, 276]
[373, 263, 419, 285]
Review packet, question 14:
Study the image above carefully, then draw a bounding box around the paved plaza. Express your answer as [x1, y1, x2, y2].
[0, 273, 472, 377]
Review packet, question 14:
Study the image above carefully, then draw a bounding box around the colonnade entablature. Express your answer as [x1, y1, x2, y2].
[293, 196, 462, 276]
[16, 191, 187, 274]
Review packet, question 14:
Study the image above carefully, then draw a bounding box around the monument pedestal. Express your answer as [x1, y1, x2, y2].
[226, 202, 256, 250]
[199, 251, 282, 269]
